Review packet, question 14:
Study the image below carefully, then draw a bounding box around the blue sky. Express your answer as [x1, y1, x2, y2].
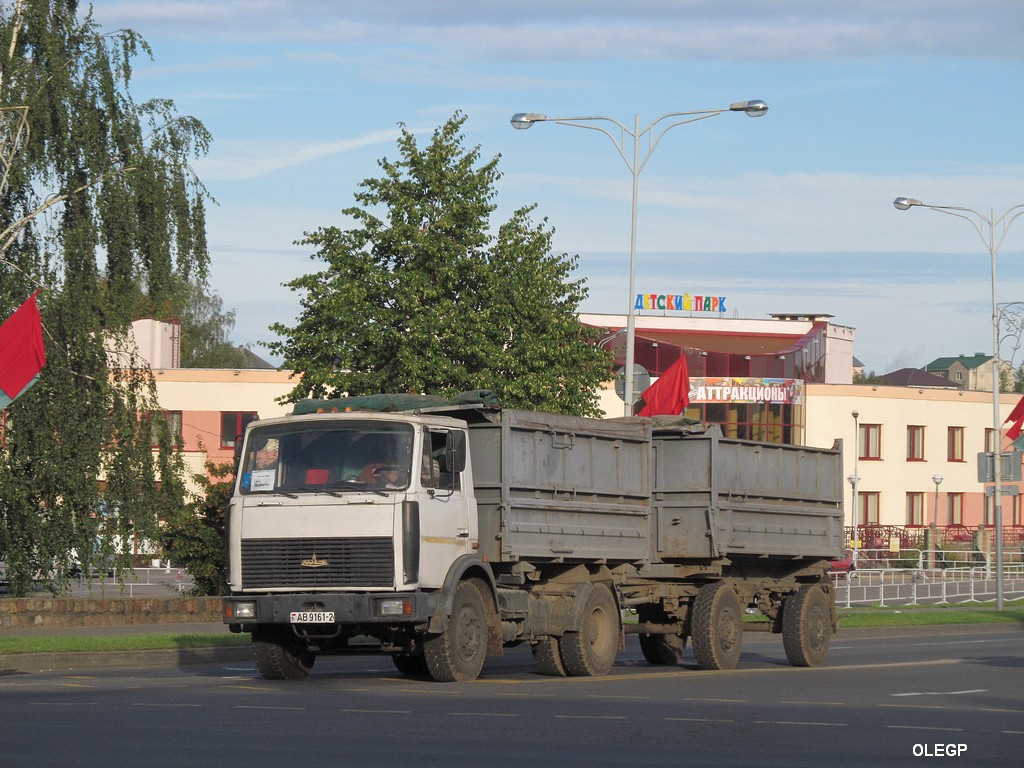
[85, 1, 1024, 374]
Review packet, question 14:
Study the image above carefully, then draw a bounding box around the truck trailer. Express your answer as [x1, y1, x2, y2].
[223, 393, 844, 682]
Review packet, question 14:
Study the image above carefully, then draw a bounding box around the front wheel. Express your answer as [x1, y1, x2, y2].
[423, 579, 489, 682]
[559, 583, 619, 677]
[253, 632, 316, 680]
[782, 584, 832, 667]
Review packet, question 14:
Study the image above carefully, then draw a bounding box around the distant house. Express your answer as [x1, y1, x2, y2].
[924, 353, 1010, 392]
[879, 368, 958, 389]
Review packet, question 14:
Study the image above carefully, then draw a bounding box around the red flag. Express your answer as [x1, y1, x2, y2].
[638, 354, 691, 417]
[0, 291, 46, 404]
[1004, 393, 1024, 442]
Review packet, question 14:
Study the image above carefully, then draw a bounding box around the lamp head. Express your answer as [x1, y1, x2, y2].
[932, 473, 943, 485]
[730, 100, 769, 117]
[510, 112, 546, 130]
[893, 197, 923, 211]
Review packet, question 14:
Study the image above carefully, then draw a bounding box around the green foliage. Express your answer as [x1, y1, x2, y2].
[0, 1, 210, 595]
[177, 279, 250, 369]
[268, 113, 611, 416]
[159, 461, 230, 597]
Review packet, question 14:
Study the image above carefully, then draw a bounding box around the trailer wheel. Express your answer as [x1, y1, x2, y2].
[391, 652, 429, 677]
[253, 632, 316, 680]
[691, 582, 743, 671]
[560, 583, 619, 677]
[531, 637, 568, 676]
[782, 584, 832, 667]
[424, 578, 489, 682]
[638, 607, 687, 665]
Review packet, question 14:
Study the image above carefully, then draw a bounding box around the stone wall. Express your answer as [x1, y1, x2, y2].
[0, 596, 222, 629]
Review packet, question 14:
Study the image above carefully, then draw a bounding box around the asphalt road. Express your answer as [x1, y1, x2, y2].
[1, 625, 1021, 768]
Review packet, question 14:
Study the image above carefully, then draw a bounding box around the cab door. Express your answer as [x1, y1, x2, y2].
[412, 428, 472, 588]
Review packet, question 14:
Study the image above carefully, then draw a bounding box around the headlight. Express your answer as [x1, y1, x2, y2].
[378, 598, 411, 617]
[227, 601, 257, 620]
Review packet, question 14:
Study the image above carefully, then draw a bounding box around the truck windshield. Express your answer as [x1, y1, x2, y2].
[238, 421, 414, 494]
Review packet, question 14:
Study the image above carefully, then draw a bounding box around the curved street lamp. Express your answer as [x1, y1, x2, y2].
[512, 101, 769, 415]
[894, 197, 1024, 608]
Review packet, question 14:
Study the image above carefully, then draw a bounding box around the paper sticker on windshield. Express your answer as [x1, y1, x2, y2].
[250, 469, 277, 492]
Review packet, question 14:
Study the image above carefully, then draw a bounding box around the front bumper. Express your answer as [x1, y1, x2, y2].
[223, 591, 439, 631]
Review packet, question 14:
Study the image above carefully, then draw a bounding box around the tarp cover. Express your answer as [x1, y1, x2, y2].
[292, 389, 500, 415]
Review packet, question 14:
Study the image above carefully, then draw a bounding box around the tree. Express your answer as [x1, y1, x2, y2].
[0, 1, 210, 595]
[159, 461, 230, 596]
[178, 279, 250, 368]
[268, 113, 611, 416]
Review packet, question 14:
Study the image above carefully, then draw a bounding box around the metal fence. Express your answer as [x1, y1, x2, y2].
[71, 567, 195, 597]
[832, 548, 1024, 607]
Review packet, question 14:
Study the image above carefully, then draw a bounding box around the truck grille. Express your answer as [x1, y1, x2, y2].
[241, 537, 394, 589]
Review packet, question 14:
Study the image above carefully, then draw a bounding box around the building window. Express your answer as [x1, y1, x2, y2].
[947, 427, 965, 462]
[859, 424, 881, 460]
[221, 412, 257, 449]
[906, 492, 925, 526]
[947, 493, 964, 526]
[955, 371, 963, 381]
[858, 491, 880, 525]
[1014, 495, 1022, 527]
[149, 410, 182, 448]
[985, 428, 997, 454]
[906, 425, 925, 461]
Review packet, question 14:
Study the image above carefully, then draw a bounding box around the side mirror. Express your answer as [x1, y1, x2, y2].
[446, 431, 467, 473]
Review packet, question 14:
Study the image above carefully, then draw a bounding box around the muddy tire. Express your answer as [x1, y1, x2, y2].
[638, 606, 687, 666]
[559, 584, 619, 677]
[691, 582, 743, 671]
[423, 578, 489, 682]
[532, 636, 568, 676]
[253, 633, 316, 680]
[782, 584, 832, 667]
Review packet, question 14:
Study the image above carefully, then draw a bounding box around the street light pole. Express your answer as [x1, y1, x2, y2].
[512, 101, 769, 416]
[932, 473, 943, 569]
[850, 410, 860, 549]
[894, 197, 1024, 609]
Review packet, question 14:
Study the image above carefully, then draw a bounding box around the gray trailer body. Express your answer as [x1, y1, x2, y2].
[467, 408, 842, 567]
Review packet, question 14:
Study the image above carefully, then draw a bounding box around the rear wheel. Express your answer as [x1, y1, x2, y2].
[423, 579, 489, 682]
[691, 582, 743, 671]
[782, 584, 832, 667]
[392, 652, 429, 676]
[253, 631, 316, 680]
[559, 584, 619, 677]
[638, 606, 687, 666]
[531, 636, 568, 676]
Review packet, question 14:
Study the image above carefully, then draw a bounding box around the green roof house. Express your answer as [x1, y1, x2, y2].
[924, 353, 1010, 392]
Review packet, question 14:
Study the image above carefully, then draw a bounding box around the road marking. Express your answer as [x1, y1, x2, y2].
[891, 689, 986, 697]
[780, 700, 846, 706]
[555, 715, 626, 720]
[340, 708, 410, 714]
[447, 712, 518, 718]
[757, 721, 848, 727]
[887, 725, 962, 732]
[684, 697, 747, 703]
[133, 702, 202, 708]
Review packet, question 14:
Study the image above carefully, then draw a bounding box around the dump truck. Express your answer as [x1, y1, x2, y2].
[223, 392, 844, 682]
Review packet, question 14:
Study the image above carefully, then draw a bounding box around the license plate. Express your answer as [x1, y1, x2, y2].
[289, 611, 335, 623]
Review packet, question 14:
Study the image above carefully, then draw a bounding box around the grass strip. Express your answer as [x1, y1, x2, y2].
[1, 605, 1021, 656]
[0, 632, 251, 655]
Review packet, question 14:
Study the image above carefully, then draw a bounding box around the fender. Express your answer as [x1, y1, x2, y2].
[427, 555, 501, 654]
